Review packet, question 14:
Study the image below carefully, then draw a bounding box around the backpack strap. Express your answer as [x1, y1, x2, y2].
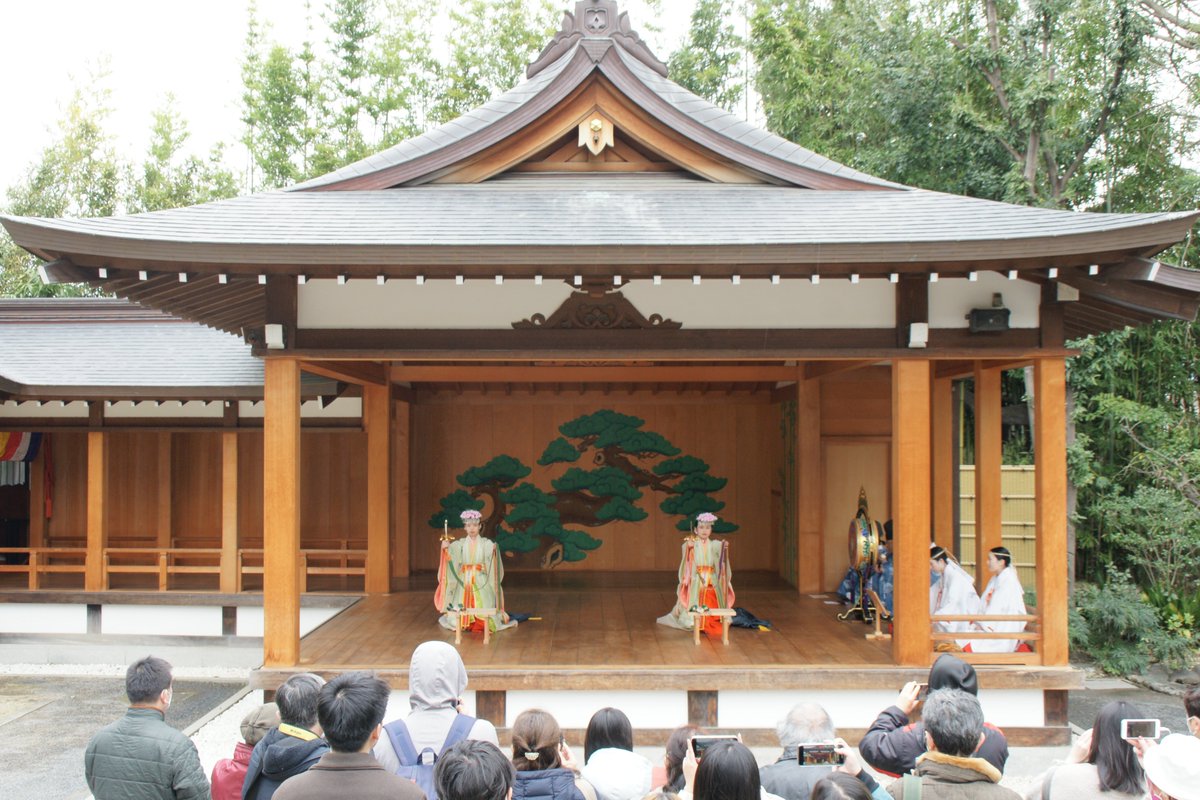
[902, 773, 922, 800]
[384, 719, 420, 766]
[440, 714, 477, 754]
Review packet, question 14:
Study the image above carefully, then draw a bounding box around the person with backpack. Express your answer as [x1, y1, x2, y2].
[374, 641, 500, 800]
[273, 671, 423, 800]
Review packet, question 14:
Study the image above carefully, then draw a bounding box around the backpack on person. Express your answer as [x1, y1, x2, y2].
[384, 714, 476, 800]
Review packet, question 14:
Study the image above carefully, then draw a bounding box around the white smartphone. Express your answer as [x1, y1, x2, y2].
[1120, 719, 1163, 740]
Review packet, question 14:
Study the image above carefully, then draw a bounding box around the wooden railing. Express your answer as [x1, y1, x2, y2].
[104, 548, 223, 591]
[238, 546, 367, 592]
[931, 610, 1042, 665]
[0, 547, 87, 590]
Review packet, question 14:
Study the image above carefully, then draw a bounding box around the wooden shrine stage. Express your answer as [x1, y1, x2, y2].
[250, 572, 1080, 746]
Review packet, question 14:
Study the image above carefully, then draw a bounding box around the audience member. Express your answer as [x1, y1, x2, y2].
[1185, 687, 1200, 737]
[860, 654, 1008, 777]
[84, 655, 211, 800]
[374, 641, 499, 777]
[273, 671, 423, 800]
[510, 708, 594, 800]
[436, 740, 516, 800]
[810, 773, 874, 800]
[212, 703, 279, 800]
[1023, 700, 1143, 800]
[645, 724, 698, 799]
[580, 707, 653, 800]
[758, 703, 837, 800]
[243, 673, 328, 800]
[885, 689, 1018, 799]
[1142, 734, 1200, 800]
[689, 740, 764, 800]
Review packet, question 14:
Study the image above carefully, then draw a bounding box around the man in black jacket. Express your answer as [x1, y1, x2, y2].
[242, 673, 329, 800]
[860, 654, 1008, 777]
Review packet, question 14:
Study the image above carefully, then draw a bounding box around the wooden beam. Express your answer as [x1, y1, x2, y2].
[1034, 358, 1069, 666]
[28, 444, 45, 548]
[892, 360, 932, 666]
[303, 360, 388, 387]
[263, 358, 301, 667]
[394, 399, 412, 579]
[390, 365, 801, 384]
[895, 274, 929, 349]
[364, 383, 392, 593]
[85, 431, 108, 591]
[156, 433, 172, 550]
[220, 431, 239, 594]
[974, 364, 1003, 585]
[931, 376, 955, 552]
[797, 377, 822, 592]
[1040, 282, 1065, 349]
[803, 361, 877, 381]
[265, 275, 298, 349]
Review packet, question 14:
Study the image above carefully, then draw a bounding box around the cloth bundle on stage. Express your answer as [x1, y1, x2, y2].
[0, 432, 42, 486]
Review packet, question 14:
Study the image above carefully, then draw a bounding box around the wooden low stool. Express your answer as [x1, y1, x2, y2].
[693, 607, 735, 646]
[453, 608, 497, 645]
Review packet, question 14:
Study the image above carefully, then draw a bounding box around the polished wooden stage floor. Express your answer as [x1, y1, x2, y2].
[293, 571, 893, 675]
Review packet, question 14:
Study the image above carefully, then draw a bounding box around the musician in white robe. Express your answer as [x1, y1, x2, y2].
[961, 546, 1027, 653]
[929, 544, 980, 635]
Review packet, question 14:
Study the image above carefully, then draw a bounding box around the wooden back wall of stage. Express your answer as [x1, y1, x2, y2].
[410, 390, 778, 573]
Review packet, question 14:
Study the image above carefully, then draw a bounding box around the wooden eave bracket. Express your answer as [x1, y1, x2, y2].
[38, 257, 91, 285]
[301, 360, 389, 387]
[1059, 264, 1200, 322]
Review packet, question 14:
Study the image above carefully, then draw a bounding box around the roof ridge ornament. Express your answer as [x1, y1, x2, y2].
[528, 0, 667, 79]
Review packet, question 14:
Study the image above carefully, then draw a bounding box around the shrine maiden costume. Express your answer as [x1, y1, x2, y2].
[435, 510, 516, 633]
[929, 544, 981, 635]
[656, 512, 734, 637]
[960, 547, 1026, 653]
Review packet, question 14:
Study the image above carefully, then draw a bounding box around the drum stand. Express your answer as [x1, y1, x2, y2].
[838, 569, 888, 624]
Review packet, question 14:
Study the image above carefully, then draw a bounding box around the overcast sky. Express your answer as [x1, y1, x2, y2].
[0, 0, 695, 195]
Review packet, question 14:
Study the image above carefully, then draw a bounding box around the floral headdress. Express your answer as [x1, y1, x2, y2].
[460, 509, 482, 521]
[696, 512, 718, 523]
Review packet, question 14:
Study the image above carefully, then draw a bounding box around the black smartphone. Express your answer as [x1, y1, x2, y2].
[798, 743, 846, 766]
[691, 734, 739, 760]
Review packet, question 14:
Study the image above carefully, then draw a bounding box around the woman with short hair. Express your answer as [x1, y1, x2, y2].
[580, 708, 653, 800]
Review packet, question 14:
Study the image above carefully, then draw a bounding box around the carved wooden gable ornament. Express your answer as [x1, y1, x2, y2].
[528, 0, 667, 78]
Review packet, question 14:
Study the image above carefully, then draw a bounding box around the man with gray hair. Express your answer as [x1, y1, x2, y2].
[243, 674, 329, 800]
[886, 689, 1019, 799]
[760, 703, 856, 800]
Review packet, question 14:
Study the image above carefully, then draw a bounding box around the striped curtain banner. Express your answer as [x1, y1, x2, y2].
[0, 432, 42, 463]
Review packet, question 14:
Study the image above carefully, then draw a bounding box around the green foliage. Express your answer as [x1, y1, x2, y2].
[426, 489, 484, 528]
[552, 466, 643, 502]
[131, 100, 238, 213]
[654, 455, 709, 476]
[538, 437, 581, 465]
[1071, 569, 1195, 674]
[559, 410, 647, 440]
[457, 455, 532, 488]
[669, 0, 745, 111]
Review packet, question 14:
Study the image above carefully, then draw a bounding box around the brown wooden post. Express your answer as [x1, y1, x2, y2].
[931, 375, 955, 552]
[797, 373, 822, 592]
[264, 357, 301, 667]
[974, 363, 1003, 584]
[28, 444, 45, 549]
[1035, 357, 1069, 665]
[893, 359, 932, 666]
[220, 431, 239, 594]
[85, 430, 108, 591]
[156, 433, 173, 550]
[364, 382, 392, 593]
[394, 396, 411, 578]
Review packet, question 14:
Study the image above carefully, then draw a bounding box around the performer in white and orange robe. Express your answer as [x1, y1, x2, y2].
[435, 509, 516, 634]
[657, 512, 734, 637]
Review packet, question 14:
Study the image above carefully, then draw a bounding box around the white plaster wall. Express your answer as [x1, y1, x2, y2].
[976, 690, 1046, 728]
[103, 605, 223, 636]
[298, 277, 901, 330]
[0, 602, 87, 634]
[505, 690, 689, 728]
[104, 400, 226, 419]
[237, 397, 363, 420]
[235, 605, 344, 637]
[0, 400, 89, 418]
[299, 279, 575, 329]
[928, 271, 1040, 328]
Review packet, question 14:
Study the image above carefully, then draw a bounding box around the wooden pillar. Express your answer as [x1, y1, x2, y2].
[797, 375, 822, 592]
[85, 431, 108, 591]
[28, 444, 45, 548]
[393, 397, 412, 578]
[156, 433, 172, 549]
[264, 358, 301, 667]
[931, 375, 955, 552]
[220, 431, 239, 594]
[364, 382, 392, 593]
[892, 359, 932, 666]
[1034, 357, 1069, 665]
[974, 364, 1003, 583]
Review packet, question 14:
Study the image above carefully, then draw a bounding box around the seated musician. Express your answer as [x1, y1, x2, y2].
[961, 546, 1029, 653]
[435, 509, 516, 634]
[929, 544, 980, 635]
[656, 512, 734, 637]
